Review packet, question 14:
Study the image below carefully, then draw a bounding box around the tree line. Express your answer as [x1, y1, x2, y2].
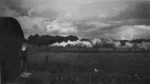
[27, 34, 79, 46]
[25, 34, 150, 46]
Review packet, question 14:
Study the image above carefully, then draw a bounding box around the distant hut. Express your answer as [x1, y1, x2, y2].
[0, 17, 24, 83]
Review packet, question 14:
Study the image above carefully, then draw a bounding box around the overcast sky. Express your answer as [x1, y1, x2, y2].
[0, 0, 150, 39]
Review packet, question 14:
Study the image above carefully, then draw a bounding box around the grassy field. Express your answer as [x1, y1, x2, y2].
[25, 47, 150, 84]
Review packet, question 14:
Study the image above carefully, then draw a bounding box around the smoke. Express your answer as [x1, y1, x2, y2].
[113, 41, 121, 48]
[50, 38, 134, 48]
[50, 40, 92, 48]
[114, 42, 134, 48]
[91, 38, 103, 45]
[49, 38, 150, 49]
[137, 42, 150, 49]
[124, 42, 133, 48]
[50, 38, 111, 48]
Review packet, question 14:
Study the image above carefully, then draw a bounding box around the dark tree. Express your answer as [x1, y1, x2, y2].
[66, 35, 79, 41]
[27, 35, 79, 45]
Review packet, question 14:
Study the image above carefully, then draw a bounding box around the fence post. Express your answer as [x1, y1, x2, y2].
[45, 55, 49, 71]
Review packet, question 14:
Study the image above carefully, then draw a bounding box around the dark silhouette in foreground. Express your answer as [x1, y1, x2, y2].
[0, 17, 24, 83]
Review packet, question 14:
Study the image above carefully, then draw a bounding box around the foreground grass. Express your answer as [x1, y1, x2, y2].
[25, 50, 150, 84]
[16, 71, 149, 84]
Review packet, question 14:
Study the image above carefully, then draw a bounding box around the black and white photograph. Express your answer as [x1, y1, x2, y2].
[0, 0, 150, 84]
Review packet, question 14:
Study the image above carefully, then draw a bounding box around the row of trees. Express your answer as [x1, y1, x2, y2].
[27, 34, 79, 45]
[26, 34, 150, 46]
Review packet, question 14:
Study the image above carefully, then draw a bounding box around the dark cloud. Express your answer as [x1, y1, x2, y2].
[0, 0, 28, 16]
[112, 1, 150, 21]
[136, 1, 150, 19]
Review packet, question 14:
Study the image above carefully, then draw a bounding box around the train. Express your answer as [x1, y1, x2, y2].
[28, 45, 149, 53]
[48, 47, 147, 52]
